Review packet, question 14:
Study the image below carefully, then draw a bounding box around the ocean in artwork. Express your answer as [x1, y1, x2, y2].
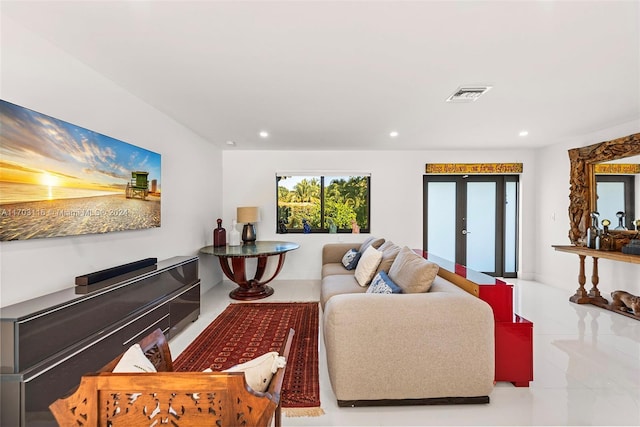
[1, 100, 162, 240]
[0, 181, 120, 204]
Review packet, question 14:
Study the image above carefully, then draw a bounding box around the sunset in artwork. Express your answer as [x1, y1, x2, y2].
[0, 100, 162, 241]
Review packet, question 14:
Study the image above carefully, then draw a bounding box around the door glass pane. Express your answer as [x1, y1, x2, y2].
[505, 181, 517, 273]
[467, 182, 496, 272]
[596, 182, 625, 229]
[427, 182, 456, 260]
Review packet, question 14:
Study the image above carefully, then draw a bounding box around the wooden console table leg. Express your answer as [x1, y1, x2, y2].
[587, 257, 608, 305]
[588, 256, 598, 297]
[569, 254, 591, 304]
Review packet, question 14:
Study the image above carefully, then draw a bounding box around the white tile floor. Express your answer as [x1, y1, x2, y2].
[169, 279, 640, 426]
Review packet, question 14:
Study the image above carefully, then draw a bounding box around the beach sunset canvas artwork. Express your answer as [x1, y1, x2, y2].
[0, 100, 161, 241]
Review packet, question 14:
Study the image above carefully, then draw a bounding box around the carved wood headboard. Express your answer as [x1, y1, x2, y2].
[568, 132, 640, 245]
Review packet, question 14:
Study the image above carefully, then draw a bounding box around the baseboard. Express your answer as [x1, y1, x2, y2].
[337, 396, 490, 407]
[517, 271, 535, 281]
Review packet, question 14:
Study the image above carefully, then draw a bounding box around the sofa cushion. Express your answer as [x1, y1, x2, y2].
[366, 271, 402, 294]
[354, 246, 383, 286]
[374, 241, 401, 277]
[322, 262, 355, 278]
[320, 273, 367, 308]
[388, 246, 439, 293]
[376, 240, 395, 252]
[341, 248, 361, 270]
[358, 236, 385, 254]
[323, 243, 361, 265]
[112, 344, 157, 373]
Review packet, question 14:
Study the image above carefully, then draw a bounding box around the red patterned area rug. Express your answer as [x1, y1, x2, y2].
[173, 302, 322, 417]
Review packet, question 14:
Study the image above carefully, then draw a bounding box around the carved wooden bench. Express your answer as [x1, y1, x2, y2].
[49, 328, 294, 427]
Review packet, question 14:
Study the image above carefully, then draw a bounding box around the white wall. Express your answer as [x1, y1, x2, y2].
[3, 15, 637, 310]
[535, 121, 640, 297]
[0, 18, 223, 306]
[222, 149, 537, 281]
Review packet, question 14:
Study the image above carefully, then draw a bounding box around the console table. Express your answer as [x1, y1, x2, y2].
[553, 245, 640, 320]
[200, 241, 299, 300]
[419, 252, 533, 387]
[0, 256, 200, 427]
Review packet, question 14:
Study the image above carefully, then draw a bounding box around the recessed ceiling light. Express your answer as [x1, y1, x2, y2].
[389, 131, 399, 138]
[226, 140, 236, 146]
[259, 131, 269, 138]
[519, 130, 529, 137]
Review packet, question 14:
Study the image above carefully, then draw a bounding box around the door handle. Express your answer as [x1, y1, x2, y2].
[462, 230, 471, 235]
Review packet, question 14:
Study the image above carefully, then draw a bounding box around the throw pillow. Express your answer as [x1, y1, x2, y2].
[223, 351, 286, 393]
[341, 248, 362, 270]
[354, 246, 383, 286]
[374, 242, 401, 277]
[112, 344, 157, 373]
[376, 240, 395, 252]
[366, 271, 402, 294]
[358, 236, 385, 254]
[388, 246, 439, 293]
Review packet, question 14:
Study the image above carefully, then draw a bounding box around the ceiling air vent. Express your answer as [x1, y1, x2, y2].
[446, 86, 492, 103]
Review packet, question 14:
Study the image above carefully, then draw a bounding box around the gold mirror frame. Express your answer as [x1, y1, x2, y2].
[568, 132, 640, 245]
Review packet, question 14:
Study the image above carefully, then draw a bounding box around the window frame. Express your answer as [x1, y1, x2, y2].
[276, 173, 371, 234]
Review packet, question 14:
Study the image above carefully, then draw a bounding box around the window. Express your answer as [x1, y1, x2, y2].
[276, 173, 371, 233]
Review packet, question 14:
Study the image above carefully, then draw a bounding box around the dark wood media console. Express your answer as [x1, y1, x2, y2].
[0, 256, 200, 427]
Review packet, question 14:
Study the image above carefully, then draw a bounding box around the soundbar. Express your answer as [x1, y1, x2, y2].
[75, 257, 158, 286]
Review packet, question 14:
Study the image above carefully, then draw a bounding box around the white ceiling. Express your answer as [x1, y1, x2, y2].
[2, 0, 639, 151]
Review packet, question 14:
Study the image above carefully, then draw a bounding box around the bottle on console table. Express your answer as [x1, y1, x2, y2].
[229, 220, 241, 246]
[586, 211, 600, 249]
[599, 219, 614, 251]
[213, 218, 226, 247]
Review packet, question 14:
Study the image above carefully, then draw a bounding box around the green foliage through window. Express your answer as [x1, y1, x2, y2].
[276, 175, 370, 233]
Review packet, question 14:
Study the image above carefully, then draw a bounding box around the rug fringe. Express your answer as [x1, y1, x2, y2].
[282, 407, 325, 417]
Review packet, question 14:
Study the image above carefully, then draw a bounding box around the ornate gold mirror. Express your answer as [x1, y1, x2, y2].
[568, 132, 640, 245]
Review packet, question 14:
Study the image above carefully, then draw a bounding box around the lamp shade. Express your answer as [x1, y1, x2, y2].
[237, 207, 260, 224]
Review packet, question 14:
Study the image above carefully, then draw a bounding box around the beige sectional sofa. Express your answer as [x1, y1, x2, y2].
[321, 238, 496, 406]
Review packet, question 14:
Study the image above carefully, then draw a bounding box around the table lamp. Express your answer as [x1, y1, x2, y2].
[237, 206, 260, 244]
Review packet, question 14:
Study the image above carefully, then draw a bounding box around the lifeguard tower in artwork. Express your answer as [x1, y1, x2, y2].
[125, 171, 149, 200]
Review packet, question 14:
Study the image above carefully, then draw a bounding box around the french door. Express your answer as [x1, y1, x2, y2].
[595, 175, 635, 229]
[423, 175, 519, 277]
